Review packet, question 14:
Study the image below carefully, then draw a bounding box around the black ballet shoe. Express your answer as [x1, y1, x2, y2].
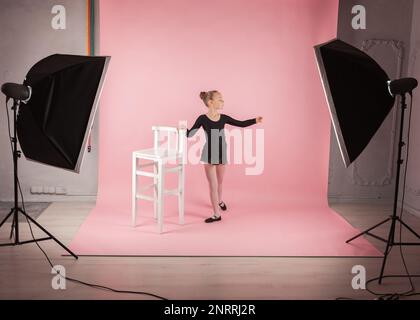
[205, 214, 222, 223]
[218, 201, 227, 211]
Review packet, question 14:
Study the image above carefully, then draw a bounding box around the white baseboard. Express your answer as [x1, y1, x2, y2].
[401, 201, 420, 218]
[0, 195, 97, 202]
[329, 196, 420, 218]
[328, 196, 393, 205]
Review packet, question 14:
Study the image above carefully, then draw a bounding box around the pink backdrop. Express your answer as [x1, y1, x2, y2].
[68, 0, 381, 256]
[97, 0, 338, 208]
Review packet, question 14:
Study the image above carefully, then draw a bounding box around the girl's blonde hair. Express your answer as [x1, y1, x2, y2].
[199, 90, 219, 107]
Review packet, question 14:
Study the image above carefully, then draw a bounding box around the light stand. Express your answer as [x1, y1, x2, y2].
[346, 90, 420, 284]
[315, 39, 420, 287]
[0, 97, 78, 259]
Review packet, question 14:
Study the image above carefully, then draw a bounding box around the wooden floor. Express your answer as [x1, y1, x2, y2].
[0, 201, 419, 300]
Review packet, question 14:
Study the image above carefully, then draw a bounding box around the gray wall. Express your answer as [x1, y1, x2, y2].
[405, 0, 420, 216]
[329, 0, 415, 206]
[0, 0, 99, 202]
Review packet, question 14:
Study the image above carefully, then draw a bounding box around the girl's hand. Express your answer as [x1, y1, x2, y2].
[256, 116, 263, 123]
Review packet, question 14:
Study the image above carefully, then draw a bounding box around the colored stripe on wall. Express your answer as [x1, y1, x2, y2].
[87, 0, 95, 56]
[87, 0, 95, 152]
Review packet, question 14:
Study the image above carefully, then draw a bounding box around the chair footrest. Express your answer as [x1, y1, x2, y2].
[136, 194, 155, 202]
[163, 188, 181, 196]
[136, 170, 157, 178]
[139, 183, 156, 192]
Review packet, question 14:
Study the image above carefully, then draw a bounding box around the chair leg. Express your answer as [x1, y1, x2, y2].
[157, 160, 164, 233]
[132, 154, 137, 227]
[178, 163, 185, 225]
[153, 161, 157, 220]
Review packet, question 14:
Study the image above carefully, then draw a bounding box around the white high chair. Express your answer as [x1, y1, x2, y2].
[132, 125, 187, 233]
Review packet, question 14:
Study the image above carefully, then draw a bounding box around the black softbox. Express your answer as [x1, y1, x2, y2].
[314, 39, 396, 167]
[17, 54, 110, 172]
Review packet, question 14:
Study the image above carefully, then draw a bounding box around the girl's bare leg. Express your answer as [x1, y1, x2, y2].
[216, 164, 226, 204]
[204, 164, 220, 217]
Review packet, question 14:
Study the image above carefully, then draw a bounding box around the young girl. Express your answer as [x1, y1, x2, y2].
[180, 90, 263, 223]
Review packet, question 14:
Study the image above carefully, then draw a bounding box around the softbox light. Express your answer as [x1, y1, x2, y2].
[314, 38, 420, 285]
[314, 39, 396, 167]
[17, 54, 110, 172]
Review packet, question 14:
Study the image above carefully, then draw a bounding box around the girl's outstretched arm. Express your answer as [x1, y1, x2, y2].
[224, 114, 256, 127]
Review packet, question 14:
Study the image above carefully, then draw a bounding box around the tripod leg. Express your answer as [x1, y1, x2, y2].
[378, 218, 397, 284]
[20, 209, 78, 259]
[378, 242, 392, 285]
[346, 218, 391, 243]
[0, 208, 14, 228]
[398, 217, 420, 239]
[9, 213, 15, 239]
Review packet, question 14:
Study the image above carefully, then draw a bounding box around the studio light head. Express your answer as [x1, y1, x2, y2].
[388, 77, 418, 96]
[1, 82, 32, 102]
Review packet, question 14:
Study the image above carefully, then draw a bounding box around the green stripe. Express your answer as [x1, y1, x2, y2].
[90, 0, 95, 56]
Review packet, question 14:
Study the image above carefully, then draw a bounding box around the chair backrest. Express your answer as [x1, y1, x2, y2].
[152, 125, 187, 160]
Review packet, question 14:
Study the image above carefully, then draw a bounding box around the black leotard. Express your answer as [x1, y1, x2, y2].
[186, 113, 257, 164]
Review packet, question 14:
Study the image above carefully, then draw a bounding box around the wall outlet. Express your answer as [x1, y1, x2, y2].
[30, 186, 43, 194]
[43, 186, 55, 194]
[31, 186, 68, 195]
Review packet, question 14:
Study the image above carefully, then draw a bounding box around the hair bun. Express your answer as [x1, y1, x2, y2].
[199, 91, 207, 100]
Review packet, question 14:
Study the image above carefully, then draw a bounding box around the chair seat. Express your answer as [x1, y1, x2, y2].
[133, 147, 182, 160]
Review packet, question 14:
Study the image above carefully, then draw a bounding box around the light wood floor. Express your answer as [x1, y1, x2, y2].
[0, 201, 419, 300]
